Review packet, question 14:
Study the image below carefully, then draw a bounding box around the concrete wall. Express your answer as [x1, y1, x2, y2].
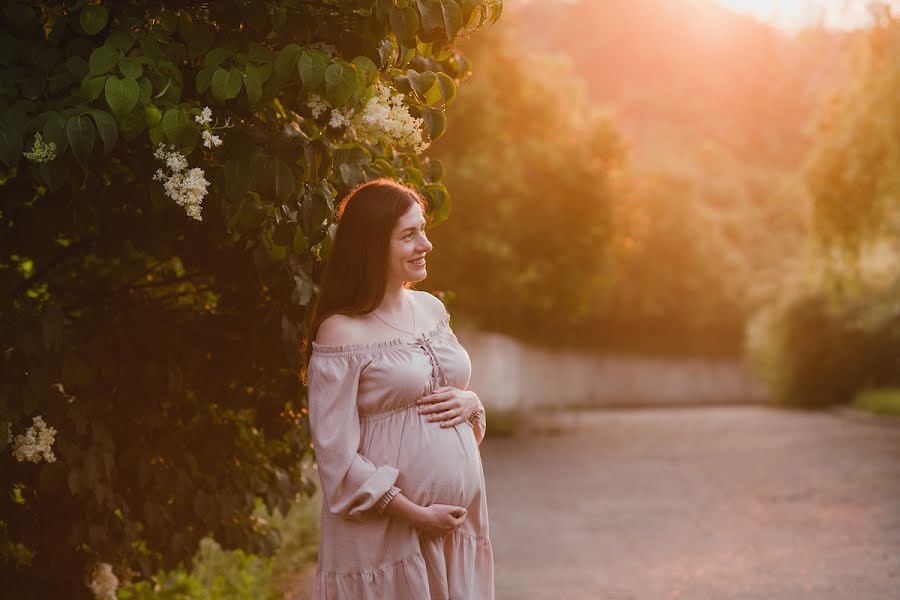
[456, 328, 770, 411]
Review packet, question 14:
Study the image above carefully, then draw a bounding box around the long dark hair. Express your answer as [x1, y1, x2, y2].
[300, 178, 427, 384]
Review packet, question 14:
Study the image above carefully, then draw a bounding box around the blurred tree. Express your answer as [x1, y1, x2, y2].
[424, 17, 624, 346]
[0, 0, 501, 596]
[806, 6, 900, 263]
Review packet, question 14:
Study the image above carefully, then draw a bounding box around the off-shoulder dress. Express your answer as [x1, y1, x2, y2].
[307, 310, 493, 600]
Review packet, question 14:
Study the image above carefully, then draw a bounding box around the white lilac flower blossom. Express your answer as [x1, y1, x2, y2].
[11, 415, 57, 463]
[87, 562, 119, 600]
[194, 106, 228, 149]
[153, 144, 208, 221]
[306, 83, 429, 154]
[306, 94, 330, 119]
[195, 106, 213, 126]
[201, 130, 222, 149]
[328, 108, 353, 129]
[353, 82, 429, 154]
[23, 133, 57, 163]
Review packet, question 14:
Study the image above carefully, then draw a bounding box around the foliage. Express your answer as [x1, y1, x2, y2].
[424, 11, 808, 356]
[745, 276, 900, 407]
[594, 168, 758, 356]
[805, 7, 900, 256]
[854, 388, 900, 417]
[423, 17, 624, 346]
[746, 10, 900, 407]
[0, 0, 501, 596]
[118, 538, 277, 600]
[117, 487, 322, 599]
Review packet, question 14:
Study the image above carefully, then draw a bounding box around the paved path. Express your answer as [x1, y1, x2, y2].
[481, 406, 900, 600]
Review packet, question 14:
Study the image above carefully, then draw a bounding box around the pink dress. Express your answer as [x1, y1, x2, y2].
[308, 312, 494, 599]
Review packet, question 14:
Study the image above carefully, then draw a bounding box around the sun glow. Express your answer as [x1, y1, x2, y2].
[713, 0, 899, 32]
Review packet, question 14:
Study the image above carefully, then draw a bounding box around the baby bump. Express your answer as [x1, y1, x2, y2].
[398, 418, 482, 508]
[362, 411, 482, 509]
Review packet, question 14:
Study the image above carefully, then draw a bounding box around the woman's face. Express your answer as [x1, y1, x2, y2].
[387, 203, 433, 285]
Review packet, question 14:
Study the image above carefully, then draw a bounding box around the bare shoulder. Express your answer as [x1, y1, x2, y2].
[410, 289, 450, 322]
[315, 314, 367, 346]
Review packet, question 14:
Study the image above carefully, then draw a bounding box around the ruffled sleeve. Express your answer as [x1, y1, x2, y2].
[308, 352, 401, 521]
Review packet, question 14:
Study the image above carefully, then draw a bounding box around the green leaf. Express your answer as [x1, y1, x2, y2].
[292, 225, 309, 254]
[65, 115, 95, 169]
[118, 57, 143, 80]
[298, 51, 327, 90]
[148, 122, 164, 147]
[324, 62, 358, 106]
[161, 107, 198, 147]
[351, 56, 378, 86]
[390, 7, 419, 48]
[435, 72, 457, 106]
[42, 112, 68, 153]
[37, 157, 70, 190]
[424, 159, 444, 183]
[204, 47, 231, 68]
[104, 77, 139, 116]
[144, 104, 162, 128]
[80, 5, 108, 35]
[402, 166, 425, 188]
[79, 75, 107, 100]
[224, 158, 253, 201]
[258, 156, 295, 204]
[195, 66, 215, 94]
[211, 67, 242, 104]
[422, 107, 446, 140]
[274, 43, 302, 83]
[244, 66, 263, 105]
[0, 129, 23, 166]
[87, 109, 118, 155]
[106, 30, 136, 52]
[339, 162, 364, 188]
[439, 0, 464, 41]
[423, 182, 451, 224]
[137, 76, 152, 106]
[407, 70, 439, 104]
[118, 107, 147, 141]
[88, 45, 121, 75]
[370, 158, 396, 178]
[417, 0, 444, 35]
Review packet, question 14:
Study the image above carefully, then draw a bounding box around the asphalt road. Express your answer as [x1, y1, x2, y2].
[481, 406, 900, 600]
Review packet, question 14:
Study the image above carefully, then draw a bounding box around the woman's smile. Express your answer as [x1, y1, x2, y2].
[409, 256, 426, 267]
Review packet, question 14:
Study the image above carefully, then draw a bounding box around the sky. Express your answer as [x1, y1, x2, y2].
[523, 0, 900, 33]
[712, 0, 900, 32]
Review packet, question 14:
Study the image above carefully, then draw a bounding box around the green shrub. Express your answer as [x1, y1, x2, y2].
[746, 280, 900, 407]
[118, 538, 276, 600]
[854, 388, 900, 416]
[118, 489, 321, 600]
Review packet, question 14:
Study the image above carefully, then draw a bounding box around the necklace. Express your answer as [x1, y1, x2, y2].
[370, 293, 417, 336]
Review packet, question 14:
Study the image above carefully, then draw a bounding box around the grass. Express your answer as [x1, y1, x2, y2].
[853, 388, 900, 417]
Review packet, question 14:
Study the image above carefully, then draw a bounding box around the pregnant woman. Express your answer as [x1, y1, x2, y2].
[300, 178, 494, 599]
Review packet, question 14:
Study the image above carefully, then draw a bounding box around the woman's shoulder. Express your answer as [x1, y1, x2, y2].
[410, 289, 450, 321]
[315, 314, 368, 346]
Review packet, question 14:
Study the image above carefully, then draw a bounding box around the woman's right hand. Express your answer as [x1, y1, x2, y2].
[413, 503, 467, 537]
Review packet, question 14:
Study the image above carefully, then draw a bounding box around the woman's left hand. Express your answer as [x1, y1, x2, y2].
[417, 386, 479, 428]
